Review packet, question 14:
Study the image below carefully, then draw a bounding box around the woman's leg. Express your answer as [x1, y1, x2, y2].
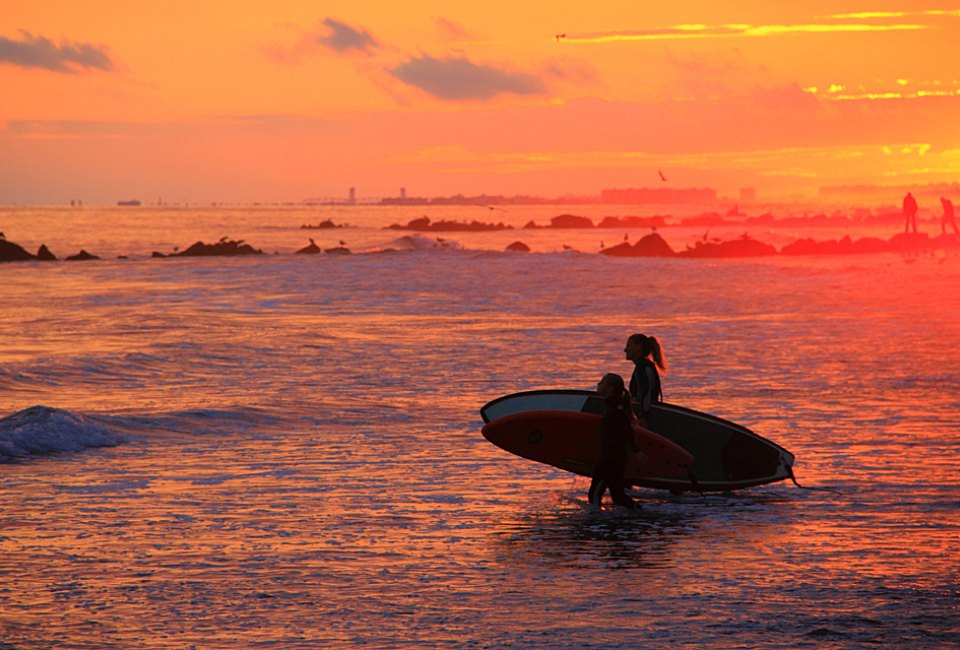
[588, 474, 606, 505]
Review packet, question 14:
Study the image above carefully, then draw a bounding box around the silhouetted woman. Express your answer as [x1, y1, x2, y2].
[624, 333, 666, 425]
[588, 373, 638, 509]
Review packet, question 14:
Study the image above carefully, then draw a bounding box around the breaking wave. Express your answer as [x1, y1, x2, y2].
[379, 234, 463, 252]
[0, 405, 125, 462]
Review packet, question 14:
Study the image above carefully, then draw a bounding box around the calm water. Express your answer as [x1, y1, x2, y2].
[1, 206, 958, 648]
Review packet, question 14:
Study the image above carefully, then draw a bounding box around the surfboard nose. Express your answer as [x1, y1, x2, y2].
[480, 418, 521, 450]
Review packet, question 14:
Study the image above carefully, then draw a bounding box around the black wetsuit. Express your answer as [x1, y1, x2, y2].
[588, 395, 638, 509]
[630, 358, 662, 418]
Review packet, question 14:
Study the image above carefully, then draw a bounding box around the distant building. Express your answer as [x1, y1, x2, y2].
[740, 187, 757, 202]
[348, 187, 356, 204]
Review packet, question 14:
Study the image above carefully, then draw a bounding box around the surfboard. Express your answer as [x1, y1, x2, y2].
[481, 410, 694, 489]
[481, 389, 795, 492]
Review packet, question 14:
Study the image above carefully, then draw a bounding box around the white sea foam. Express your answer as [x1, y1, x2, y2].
[0, 405, 124, 461]
[380, 234, 462, 251]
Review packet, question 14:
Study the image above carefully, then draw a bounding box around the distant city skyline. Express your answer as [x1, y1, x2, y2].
[8, 179, 960, 209]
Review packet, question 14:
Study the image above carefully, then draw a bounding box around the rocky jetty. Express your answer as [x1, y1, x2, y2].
[523, 214, 595, 229]
[37, 245, 57, 261]
[781, 235, 888, 255]
[301, 219, 347, 229]
[2, 226, 957, 264]
[295, 238, 321, 254]
[0, 239, 37, 262]
[505, 241, 531, 252]
[597, 231, 958, 258]
[1, 239, 76, 262]
[597, 215, 668, 229]
[153, 238, 264, 258]
[386, 216, 511, 232]
[601, 233, 675, 257]
[780, 232, 944, 256]
[678, 235, 778, 258]
[525, 214, 668, 229]
[65, 250, 100, 261]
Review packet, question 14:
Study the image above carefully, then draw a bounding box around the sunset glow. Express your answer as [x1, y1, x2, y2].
[3, 1, 960, 203]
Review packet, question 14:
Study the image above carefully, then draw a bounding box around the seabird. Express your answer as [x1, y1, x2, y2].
[473, 203, 507, 212]
[658, 169, 668, 182]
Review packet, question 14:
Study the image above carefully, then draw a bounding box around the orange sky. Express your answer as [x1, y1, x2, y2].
[2, 1, 960, 204]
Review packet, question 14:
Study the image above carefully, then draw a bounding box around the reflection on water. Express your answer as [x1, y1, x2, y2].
[493, 496, 702, 570]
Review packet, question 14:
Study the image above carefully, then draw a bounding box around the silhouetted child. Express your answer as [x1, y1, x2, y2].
[588, 373, 638, 509]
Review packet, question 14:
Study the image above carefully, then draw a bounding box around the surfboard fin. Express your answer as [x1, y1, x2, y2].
[786, 463, 842, 494]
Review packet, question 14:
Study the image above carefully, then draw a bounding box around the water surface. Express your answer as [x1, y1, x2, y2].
[1, 207, 957, 648]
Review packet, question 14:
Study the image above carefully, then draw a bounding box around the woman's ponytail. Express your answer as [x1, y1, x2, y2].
[648, 336, 667, 373]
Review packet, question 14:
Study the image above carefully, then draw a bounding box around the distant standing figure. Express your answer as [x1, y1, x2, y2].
[940, 197, 959, 236]
[588, 373, 638, 510]
[903, 192, 919, 234]
[624, 333, 666, 425]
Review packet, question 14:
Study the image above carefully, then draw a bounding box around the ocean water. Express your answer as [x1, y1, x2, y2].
[1, 206, 958, 648]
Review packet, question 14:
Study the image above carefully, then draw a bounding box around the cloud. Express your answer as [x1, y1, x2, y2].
[542, 58, 597, 85]
[0, 30, 114, 73]
[263, 18, 378, 64]
[4, 115, 343, 142]
[435, 17, 472, 41]
[661, 49, 746, 98]
[315, 18, 378, 54]
[389, 55, 546, 100]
